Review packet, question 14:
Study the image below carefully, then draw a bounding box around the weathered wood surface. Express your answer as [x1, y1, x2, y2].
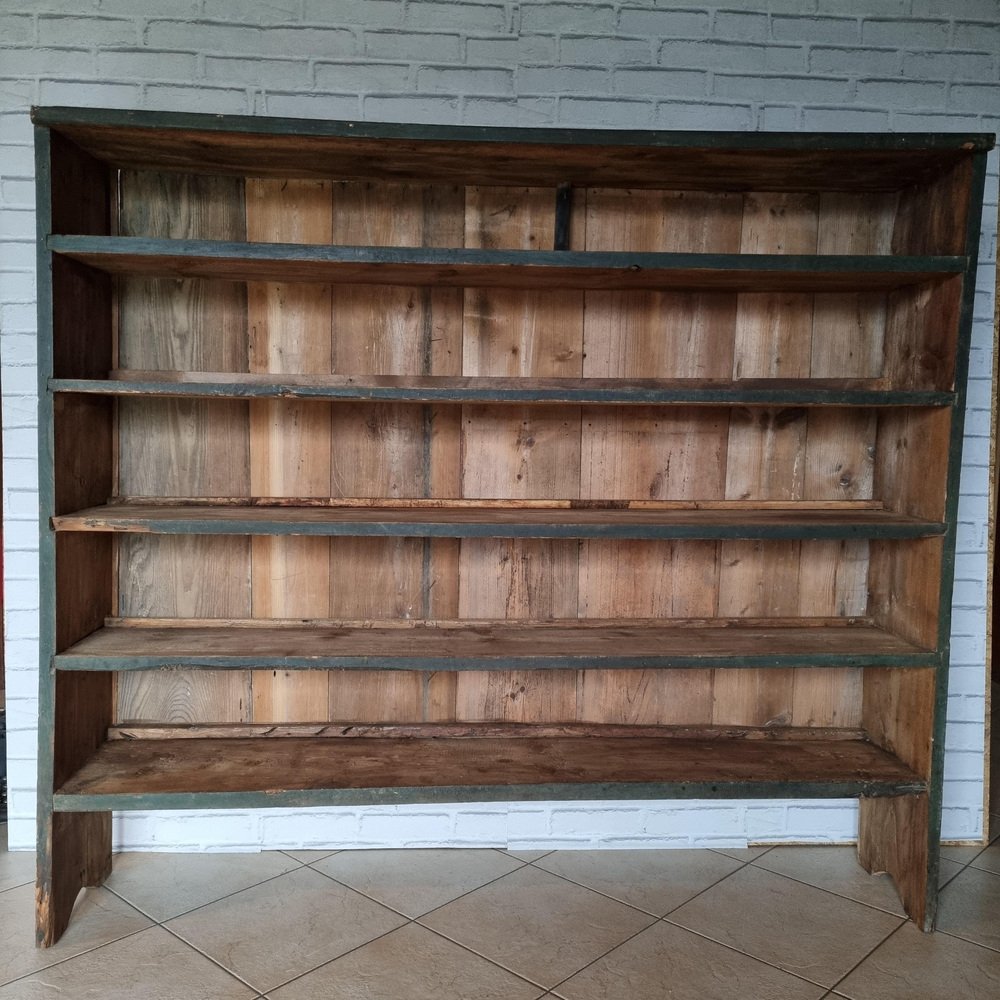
[107, 722, 870, 740]
[43, 114, 990, 190]
[54, 370, 956, 407]
[859, 794, 931, 929]
[56, 734, 925, 798]
[246, 177, 334, 721]
[56, 619, 934, 667]
[52, 503, 945, 537]
[51, 236, 962, 291]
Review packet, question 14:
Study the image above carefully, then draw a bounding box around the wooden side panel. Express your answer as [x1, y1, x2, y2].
[246, 178, 333, 722]
[870, 408, 949, 648]
[892, 160, 972, 256]
[39, 129, 116, 948]
[882, 277, 963, 392]
[858, 795, 931, 930]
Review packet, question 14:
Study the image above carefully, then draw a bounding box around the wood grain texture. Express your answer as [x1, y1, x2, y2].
[114, 172, 253, 728]
[54, 734, 925, 799]
[49, 117, 988, 190]
[457, 185, 584, 724]
[325, 181, 465, 723]
[117, 535, 252, 725]
[858, 794, 931, 929]
[246, 178, 334, 722]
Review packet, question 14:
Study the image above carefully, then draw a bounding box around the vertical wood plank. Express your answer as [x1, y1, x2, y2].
[115, 171, 251, 726]
[456, 186, 583, 724]
[326, 181, 465, 723]
[579, 190, 739, 726]
[245, 178, 334, 722]
[117, 535, 252, 722]
[715, 193, 818, 726]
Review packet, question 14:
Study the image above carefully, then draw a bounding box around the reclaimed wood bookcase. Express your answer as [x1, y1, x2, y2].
[33, 107, 991, 944]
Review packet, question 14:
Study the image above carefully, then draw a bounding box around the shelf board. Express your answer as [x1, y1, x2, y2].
[51, 503, 946, 540]
[33, 108, 994, 189]
[48, 236, 964, 292]
[50, 372, 956, 408]
[51, 733, 927, 811]
[55, 619, 938, 671]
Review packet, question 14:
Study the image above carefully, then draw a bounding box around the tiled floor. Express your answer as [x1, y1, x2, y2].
[2, 823, 999, 999]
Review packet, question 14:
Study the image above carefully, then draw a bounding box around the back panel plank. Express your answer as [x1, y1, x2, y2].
[457, 186, 584, 723]
[116, 171, 251, 725]
[246, 178, 334, 722]
[327, 182, 465, 722]
[579, 190, 741, 724]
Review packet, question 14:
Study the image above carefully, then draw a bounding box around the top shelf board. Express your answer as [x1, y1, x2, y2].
[33, 108, 994, 191]
[49, 237, 964, 293]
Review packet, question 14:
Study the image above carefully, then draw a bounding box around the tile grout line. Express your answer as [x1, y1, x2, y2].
[823, 918, 910, 998]
[102, 854, 310, 924]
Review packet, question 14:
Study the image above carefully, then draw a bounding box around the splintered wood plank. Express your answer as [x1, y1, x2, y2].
[246, 178, 334, 723]
[115, 172, 251, 727]
[578, 189, 739, 726]
[859, 794, 931, 930]
[54, 735, 926, 804]
[458, 185, 584, 725]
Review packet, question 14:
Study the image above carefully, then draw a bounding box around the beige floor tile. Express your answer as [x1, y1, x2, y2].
[970, 837, 1000, 875]
[503, 850, 554, 862]
[105, 851, 300, 920]
[939, 841, 987, 864]
[834, 922, 1000, 1000]
[419, 864, 654, 988]
[0, 926, 255, 999]
[934, 866, 1000, 950]
[0, 883, 152, 987]
[938, 857, 964, 887]
[313, 848, 523, 916]
[534, 849, 742, 916]
[0, 852, 34, 894]
[554, 920, 825, 1000]
[268, 922, 543, 1000]
[753, 847, 906, 916]
[668, 866, 901, 987]
[165, 866, 406, 993]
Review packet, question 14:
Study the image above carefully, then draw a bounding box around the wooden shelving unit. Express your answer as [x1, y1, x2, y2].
[33, 107, 992, 944]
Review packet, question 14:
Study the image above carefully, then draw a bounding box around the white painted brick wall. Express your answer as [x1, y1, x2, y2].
[1, 0, 997, 853]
